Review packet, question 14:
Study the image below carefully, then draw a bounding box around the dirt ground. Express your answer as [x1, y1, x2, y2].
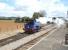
[0, 20, 24, 40]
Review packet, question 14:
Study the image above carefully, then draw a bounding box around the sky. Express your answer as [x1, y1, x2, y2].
[0, 0, 68, 17]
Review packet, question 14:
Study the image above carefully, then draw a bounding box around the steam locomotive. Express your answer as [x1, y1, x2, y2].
[23, 19, 41, 34]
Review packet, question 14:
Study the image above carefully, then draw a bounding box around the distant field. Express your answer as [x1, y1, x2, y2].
[0, 20, 24, 40]
[0, 20, 23, 33]
[0, 20, 14, 22]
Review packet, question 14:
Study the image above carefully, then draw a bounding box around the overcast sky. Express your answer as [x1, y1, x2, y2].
[0, 0, 68, 17]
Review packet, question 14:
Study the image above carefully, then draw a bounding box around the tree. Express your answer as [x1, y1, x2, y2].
[15, 17, 21, 23]
[32, 12, 39, 19]
[52, 17, 56, 21]
[32, 10, 46, 19]
[21, 16, 30, 23]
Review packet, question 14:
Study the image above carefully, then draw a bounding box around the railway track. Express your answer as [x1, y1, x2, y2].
[0, 24, 57, 50]
[15, 26, 57, 50]
[0, 24, 52, 47]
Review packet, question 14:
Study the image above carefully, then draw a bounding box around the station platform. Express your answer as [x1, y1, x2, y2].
[30, 26, 68, 50]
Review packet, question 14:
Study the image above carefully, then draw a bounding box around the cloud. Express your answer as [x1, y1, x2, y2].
[0, 2, 15, 16]
[39, 0, 67, 17]
[0, 0, 68, 17]
[15, 0, 68, 17]
[0, 2, 26, 17]
[0, 3, 14, 11]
